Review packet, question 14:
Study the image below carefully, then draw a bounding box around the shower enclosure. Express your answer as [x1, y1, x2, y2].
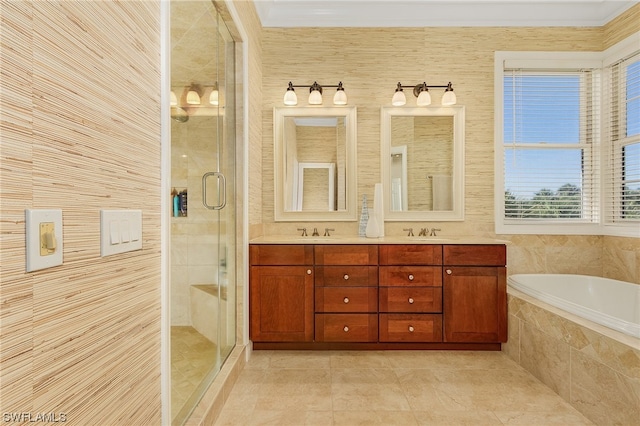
[169, 2, 236, 424]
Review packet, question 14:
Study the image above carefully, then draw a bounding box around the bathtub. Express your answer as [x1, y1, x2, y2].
[505, 274, 640, 425]
[507, 273, 639, 338]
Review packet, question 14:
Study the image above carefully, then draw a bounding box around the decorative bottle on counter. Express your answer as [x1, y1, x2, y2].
[171, 188, 179, 217]
[365, 209, 380, 238]
[179, 189, 187, 216]
[358, 194, 369, 237]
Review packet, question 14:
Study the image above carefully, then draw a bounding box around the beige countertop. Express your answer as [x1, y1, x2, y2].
[249, 235, 509, 245]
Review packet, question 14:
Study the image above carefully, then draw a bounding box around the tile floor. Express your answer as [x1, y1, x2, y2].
[172, 326, 218, 422]
[215, 350, 594, 425]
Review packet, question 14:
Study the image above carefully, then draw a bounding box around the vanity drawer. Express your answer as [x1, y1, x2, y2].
[315, 266, 378, 287]
[379, 266, 442, 286]
[379, 287, 442, 313]
[379, 314, 443, 342]
[315, 314, 378, 342]
[379, 245, 443, 265]
[250, 244, 313, 265]
[315, 245, 378, 265]
[443, 245, 506, 266]
[315, 287, 378, 313]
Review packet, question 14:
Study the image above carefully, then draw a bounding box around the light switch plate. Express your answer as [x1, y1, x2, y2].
[100, 209, 142, 257]
[26, 209, 63, 272]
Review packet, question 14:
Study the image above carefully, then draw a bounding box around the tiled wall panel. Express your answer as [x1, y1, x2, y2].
[0, 1, 162, 424]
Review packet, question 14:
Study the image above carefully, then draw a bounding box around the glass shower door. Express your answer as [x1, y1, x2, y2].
[170, 2, 236, 424]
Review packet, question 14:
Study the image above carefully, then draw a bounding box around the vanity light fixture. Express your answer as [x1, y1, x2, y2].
[170, 91, 178, 106]
[283, 81, 348, 106]
[392, 81, 457, 106]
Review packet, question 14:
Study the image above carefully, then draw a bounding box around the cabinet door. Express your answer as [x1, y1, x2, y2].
[443, 267, 507, 343]
[250, 266, 314, 342]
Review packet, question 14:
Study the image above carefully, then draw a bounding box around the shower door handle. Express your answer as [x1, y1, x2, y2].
[202, 172, 227, 210]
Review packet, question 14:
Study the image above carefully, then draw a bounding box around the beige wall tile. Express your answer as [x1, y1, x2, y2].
[520, 321, 571, 400]
[571, 349, 640, 426]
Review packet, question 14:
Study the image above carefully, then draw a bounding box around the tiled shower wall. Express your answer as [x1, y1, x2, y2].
[1, 2, 162, 423]
[258, 4, 640, 283]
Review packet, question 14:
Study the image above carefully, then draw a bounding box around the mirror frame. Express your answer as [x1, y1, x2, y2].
[274, 106, 358, 221]
[381, 106, 465, 221]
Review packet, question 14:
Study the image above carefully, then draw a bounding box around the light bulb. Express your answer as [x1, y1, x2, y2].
[283, 82, 297, 106]
[186, 90, 200, 105]
[416, 89, 431, 106]
[441, 82, 456, 106]
[333, 89, 347, 105]
[209, 89, 219, 105]
[392, 90, 406, 106]
[308, 89, 322, 105]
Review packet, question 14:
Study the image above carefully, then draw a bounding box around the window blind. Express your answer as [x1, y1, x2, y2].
[603, 52, 640, 224]
[503, 69, 600, 221]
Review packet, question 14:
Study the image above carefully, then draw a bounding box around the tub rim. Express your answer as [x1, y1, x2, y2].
[507, 275, 640, 348]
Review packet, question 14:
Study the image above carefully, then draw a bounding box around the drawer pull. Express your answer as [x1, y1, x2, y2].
[343, 326, 349, 332]
[408, 326, 415, 332]
[408, 274, 414, 281]
[307, 269, 312, 275]
[343, 297, 350, 304]
[408, 297, 414, 304]
[446, 269, 452, 275]
[343, 274, 349, 280]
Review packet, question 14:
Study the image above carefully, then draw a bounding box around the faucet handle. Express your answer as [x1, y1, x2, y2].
[297, 228, 307, 237]
[324, 228, 335, 237]
[430, 228, 441, 237]
[403, 228, 414, 237]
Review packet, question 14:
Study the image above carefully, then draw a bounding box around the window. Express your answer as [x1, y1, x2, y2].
[495, 38, 640, 236]
[503, 71, 599, 222]
[604, 53, 640, 224]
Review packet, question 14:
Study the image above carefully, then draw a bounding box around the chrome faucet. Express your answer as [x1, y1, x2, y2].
[324, 228, 334, 237]
[312, 227, 320, 236]
[403, 228, 414, 237]
[418, 228, 428, 237]
[297, 228, 307, 237]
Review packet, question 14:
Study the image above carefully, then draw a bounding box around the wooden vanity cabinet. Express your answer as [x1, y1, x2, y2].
[314, 245, 378, 342]
[443, 245, 507, 343]
[249, 245, 314, 342]
[379, 245, 443, 342]
[249, 242, 507, 349]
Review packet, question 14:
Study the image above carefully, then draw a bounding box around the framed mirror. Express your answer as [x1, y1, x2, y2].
[381, 106, 465, 221]
[274, 106, 357, 221]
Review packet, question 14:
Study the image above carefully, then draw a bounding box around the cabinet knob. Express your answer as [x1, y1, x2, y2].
[408, 297, 414, 304]
[343, 297, 350, 304]
[408, 274, 414, 281]
[343, 326, 349, 332]
[408, 326, 415, 332]
[343, 274, 349, 280]
[307, 269, 312, 275]
[446, 269, 452, 275]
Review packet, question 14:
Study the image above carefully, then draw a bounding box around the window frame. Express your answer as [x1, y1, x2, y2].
[495, 34, 640, 238]
[602, 36, 640, 237]
[494, 51, 603, 235]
